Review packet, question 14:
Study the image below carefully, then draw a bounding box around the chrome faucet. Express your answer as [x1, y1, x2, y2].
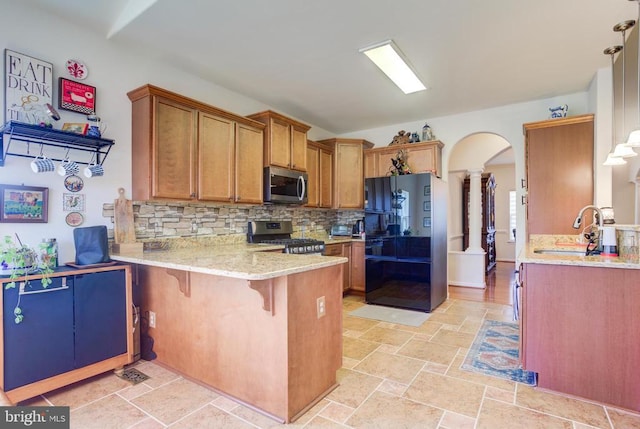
[572, 205, 603, 254]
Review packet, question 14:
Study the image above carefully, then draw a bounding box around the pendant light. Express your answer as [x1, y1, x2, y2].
[626, 0, 640, 146]
[611, 20, 638, 158]
[604, 45, 627, 166]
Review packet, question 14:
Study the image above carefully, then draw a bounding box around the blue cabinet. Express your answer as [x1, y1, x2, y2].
[2, 267, 130, 393]
[74, 271, 127, 367]
[3, 277, 75, 390]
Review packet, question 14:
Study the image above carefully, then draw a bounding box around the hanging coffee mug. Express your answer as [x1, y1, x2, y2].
[31, 155, 55, 173]
[84, 163, 104, 178]
[57, 159, 80, 176]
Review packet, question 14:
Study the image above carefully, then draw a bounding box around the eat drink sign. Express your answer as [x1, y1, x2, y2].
[4, 49, 53, 123]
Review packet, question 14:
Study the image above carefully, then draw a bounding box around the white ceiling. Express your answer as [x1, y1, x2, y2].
[25, 0, 639, 135]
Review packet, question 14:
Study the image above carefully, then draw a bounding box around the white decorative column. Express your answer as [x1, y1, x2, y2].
[466, 168, 484, 252]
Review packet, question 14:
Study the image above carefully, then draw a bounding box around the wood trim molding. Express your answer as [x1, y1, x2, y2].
[126, 84, 266, 130]
[166, 268, 191, 298]
[249, 279, 274, 315]
[522, 113, 594, 133]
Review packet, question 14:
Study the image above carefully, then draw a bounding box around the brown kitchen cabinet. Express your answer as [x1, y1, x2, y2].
[324, 242, 351, 291]
[127, 84, 265, 203]
[350, 240, 365, 293]
[247, 110, 310, 172]
[364, 140, 443, 178]
[521, 263, 640, 412]
[306, 140, 333, 208]
[524, 114, 594, 237]
[318, 138, 374, 209]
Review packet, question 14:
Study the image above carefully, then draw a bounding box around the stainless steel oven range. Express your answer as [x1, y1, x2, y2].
[247, 220, 325, 255]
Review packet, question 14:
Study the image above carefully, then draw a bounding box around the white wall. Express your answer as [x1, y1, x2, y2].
[0, 2, 334, 261]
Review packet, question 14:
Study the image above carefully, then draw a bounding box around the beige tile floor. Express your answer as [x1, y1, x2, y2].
[22, 295, 640, 428]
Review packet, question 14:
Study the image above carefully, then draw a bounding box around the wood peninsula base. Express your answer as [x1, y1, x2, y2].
[137, 263, 343, 423]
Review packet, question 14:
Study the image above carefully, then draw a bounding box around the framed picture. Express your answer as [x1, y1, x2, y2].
[62, 122, 89, 134]
[63, 193, 85, 212]
[58, 77, 95, 114]
[423, 201, 431, 211]
[0, 184, 48, 223]
[4, 49, 53, 123]
[423, 217, 431, 228]
[424, 185, 430, 196]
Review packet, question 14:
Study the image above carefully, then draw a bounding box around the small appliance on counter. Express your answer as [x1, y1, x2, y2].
[330, 224, 351, 237]
[601, 226, 618, 256]
[352, 219, 364, 238]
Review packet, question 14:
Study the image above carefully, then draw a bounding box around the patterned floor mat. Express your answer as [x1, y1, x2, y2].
[462, 320, 537, 385]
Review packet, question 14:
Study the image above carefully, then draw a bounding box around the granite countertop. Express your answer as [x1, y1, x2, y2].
[324, 236, 363, 245]
[110, 242, 347, 280]
[519, 234, 640, 269]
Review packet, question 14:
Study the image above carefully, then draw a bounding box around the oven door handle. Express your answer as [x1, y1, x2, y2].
[297, 175, 306, 201]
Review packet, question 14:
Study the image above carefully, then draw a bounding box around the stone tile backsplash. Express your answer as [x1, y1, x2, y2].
[102, 201, 363, 241]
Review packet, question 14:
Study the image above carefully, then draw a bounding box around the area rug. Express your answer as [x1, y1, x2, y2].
[462, 320, 536, 386]
[348, 304, 429, 327]
[115, 367, 150, 385]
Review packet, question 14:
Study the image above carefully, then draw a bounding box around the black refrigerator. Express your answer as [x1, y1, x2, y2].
[364, 173, 447, 312]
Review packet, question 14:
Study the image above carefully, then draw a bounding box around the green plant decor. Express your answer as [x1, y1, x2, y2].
[1, 235, 54, 324]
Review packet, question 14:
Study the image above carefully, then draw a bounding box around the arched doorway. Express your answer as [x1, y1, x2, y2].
[447, 132, 514, 288]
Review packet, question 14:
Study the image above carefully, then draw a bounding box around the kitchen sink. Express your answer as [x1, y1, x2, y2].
[533, 248, 587, 256]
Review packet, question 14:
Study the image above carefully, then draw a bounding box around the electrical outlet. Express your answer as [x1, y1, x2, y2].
[317, 296, 326, 318]
[149, 311, 156, 328]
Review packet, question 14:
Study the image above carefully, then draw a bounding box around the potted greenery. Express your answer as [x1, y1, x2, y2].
[1, 235, 54, 323]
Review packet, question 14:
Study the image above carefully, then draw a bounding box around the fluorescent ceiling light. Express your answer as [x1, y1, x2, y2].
[360, 40, 426, 94]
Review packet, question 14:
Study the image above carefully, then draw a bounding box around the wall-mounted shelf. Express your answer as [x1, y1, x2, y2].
[0, 121, 115, 167]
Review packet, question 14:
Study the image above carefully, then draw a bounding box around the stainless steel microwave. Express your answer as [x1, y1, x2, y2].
[263, 166, 308, 204]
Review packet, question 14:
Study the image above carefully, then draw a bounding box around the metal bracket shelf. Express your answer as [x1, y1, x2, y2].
[0, 121, 115, 166]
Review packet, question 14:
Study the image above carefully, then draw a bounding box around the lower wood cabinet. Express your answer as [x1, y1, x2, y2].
[1, 265, 133, 403]
[522, 263, 640, 412]
[324, 242, 351, 291]
[350, 241, 365, 293]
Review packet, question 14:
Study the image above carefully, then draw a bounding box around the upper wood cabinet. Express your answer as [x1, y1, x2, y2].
[524, 114, 594, 236]
[127, 84, 265, 203]
[318, 138, 374, 209]
[364, 140, 443, 178]
[306, 140, 333, 208]
[247, 110, 311, 172]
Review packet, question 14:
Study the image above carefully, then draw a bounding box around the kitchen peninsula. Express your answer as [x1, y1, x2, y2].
[111, 243, 346, 423]
[519, 235, 640, 412]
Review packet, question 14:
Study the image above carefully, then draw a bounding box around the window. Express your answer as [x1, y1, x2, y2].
[509, 190, 516, 241]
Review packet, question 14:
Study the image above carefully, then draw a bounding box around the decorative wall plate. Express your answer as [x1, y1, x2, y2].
[65, 211, 84, 227]
[66, 59, 88, 80]
[64, 174, 84, 192]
